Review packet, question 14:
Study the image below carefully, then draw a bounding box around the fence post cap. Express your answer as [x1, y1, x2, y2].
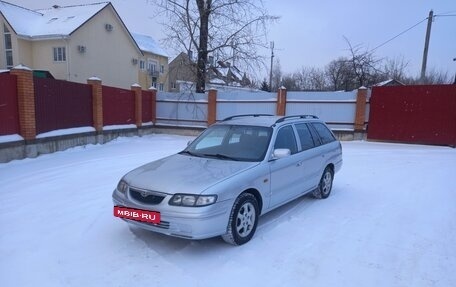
[12, 64, 32, 71]
[279, 86, 286, 90]
[209, 88, 217, 91]
[131, 83, 141, 88]
[148, 86, 157, 90]
[88, 76, 101, 81]
[358, 86, 367, 90]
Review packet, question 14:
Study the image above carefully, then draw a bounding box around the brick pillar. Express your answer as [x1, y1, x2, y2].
[131, 84, 142, 127]
[87, 77, 103, 132]
[207, 89, 217, 126]
[148, 87, 157, 124]
[354, 86, 368, 132]
[276, 86, 287, 116]
[10, 65, 36, 140]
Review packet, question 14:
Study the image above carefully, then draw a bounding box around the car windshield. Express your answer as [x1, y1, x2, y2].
[181, 125, 272, 162]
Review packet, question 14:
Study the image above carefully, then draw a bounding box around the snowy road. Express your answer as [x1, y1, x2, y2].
[1, 134, 455, 287]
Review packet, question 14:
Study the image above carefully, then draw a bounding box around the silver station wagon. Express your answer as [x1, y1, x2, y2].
[112, 115, 342, 245]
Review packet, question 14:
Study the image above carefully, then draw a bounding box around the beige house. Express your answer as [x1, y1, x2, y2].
[0, 1, 168, 89]
[132, 33, 168, 92]
[168, 51, 252, 92]
[168, 52, 197, 92]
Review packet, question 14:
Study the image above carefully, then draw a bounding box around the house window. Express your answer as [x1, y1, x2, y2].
[4, 24, 13, 68]
[147, 59, 157, 73]
[151, 82, 157, 88]
[160, 65, 164, 73]
[139, 60, 145, 70]
[53, 47, 66, 62]
[172, 82, 176, 89]
[159, 83, 164, 91]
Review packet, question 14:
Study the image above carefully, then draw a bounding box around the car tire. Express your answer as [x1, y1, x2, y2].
[313, 166, 333, 199]
[222, 193, 259, 245]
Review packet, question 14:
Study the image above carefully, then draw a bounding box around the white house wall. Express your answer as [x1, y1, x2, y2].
[31, 39, 70, 79]
[67, 6, 140, 88]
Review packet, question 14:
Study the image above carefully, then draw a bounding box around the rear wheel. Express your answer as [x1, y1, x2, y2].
[222, 193, 259, 245]
[313, 167, 333, 199]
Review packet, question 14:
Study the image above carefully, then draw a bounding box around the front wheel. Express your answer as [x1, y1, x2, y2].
[222, 193, 259, 245]
[313, 167, 333, 199]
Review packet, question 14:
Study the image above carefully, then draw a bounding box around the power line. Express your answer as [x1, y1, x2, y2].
[434, 14, 456, 17]
[371, 17, 428, 52]
[436, 10, 456, 15]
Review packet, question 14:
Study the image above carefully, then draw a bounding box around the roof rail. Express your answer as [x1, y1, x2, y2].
[222, 114, 274, 121]
[275, 115, 318, 124]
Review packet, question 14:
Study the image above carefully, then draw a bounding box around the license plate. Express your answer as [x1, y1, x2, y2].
[114, 206, 161, 224]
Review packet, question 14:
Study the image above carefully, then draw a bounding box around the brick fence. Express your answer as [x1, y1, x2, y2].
[0, 65, 369, 162]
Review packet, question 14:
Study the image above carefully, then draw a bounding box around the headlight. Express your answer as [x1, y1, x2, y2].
[117, 180, 129, 193]
[169, 194, 217, 207]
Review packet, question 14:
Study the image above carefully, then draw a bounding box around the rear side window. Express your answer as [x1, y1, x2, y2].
[295, 124, 315, 151]
[274, 125, 298, 154]
[312, 123, 336, 144]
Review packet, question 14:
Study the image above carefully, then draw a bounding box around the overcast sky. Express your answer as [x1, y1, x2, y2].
[10, 0, 456, 79]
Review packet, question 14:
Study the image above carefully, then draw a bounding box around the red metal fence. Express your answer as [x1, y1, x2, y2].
[34, 78, 93, 134]
[368, 85, 456, 146]
[142, 90, 153, 123]
[102, 86, 135, 126]
[0, 73, 19, 136]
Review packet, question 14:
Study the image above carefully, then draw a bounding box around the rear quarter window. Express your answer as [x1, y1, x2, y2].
[295, 124, 316, 151]
[312, 122, 336, 145]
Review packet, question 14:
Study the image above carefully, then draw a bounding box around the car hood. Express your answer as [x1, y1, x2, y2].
[123, 154, 258, 194]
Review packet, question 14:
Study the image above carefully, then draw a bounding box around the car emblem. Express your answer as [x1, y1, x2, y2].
[141, 191, 148, 198]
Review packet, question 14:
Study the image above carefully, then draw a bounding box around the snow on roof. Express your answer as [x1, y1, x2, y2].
[0, 1, 42, 36]
[131, 32, 168, 57]
[373, 79, 405, 87]
[217, 67, 229, 77]
[210, 78, 226, 85]
[0, 1, 109, 38]
[230, 66, 242, 80]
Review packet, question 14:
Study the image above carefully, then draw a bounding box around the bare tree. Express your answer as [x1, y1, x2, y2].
[292, 68, 308, 91]
[308, 67, 327, 90]
[156, 0, 277, 93]
[325, 58, 353, 91]
[344, 37, 383, 89]
[279, 67, 327, 91]
[382, 56, 409, 82]
[270, 58, 282, 91]
[404, 68, 452, 85]
[281, 74, 299, 91]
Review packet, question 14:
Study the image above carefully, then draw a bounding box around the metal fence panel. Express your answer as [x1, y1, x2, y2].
[34, 78, 92, 134]
[102, 86, 135, 126]
[216, 101, 276, 121]
[0, 73, 19, 136]
[368, 85, 456, 146]
[286, 91, 357, 130]
[142, 90, 152, 123]
[156, 91, 207, 127]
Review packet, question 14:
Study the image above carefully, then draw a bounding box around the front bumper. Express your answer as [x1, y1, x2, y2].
[112, 189, 231, 240]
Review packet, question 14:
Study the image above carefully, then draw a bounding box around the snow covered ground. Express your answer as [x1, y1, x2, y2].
[1, 134, 455, 287]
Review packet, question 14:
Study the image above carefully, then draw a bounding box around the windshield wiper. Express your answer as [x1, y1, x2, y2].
[178, 150, 200, 157]
[202, 153, 239, 161]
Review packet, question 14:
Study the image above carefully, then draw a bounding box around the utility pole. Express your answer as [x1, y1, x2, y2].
[420, 10, 433, 83]
[269, 41, 274, 92]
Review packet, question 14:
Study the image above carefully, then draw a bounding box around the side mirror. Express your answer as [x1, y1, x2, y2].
[272, 148, 291, 160]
